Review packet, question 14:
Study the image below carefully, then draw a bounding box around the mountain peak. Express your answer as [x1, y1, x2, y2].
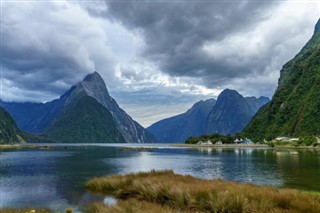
[83, 71, 104, 83]
[218, 89, 242, 99]
[80, 71, 109, 96]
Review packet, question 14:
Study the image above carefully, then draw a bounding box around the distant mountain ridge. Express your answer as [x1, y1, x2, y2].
[243, 18, 320, 141]
[148, 89, 269, 143]
[147, 99, 216, 143]
[1, 72, 155, 143]
[206, 89, 269, 135]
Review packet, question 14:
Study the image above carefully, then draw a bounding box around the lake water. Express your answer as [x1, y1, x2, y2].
[1, 144, 319, 212]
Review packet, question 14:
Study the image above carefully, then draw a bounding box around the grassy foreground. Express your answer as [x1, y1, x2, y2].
[0, 144, 36, 150]
[0, 144, 53, 150]
[0, 208, 53, 213]
[86, 170, 320, 213]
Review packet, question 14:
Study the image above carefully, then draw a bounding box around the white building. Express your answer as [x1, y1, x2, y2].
[289, 138, 299, 142]
[215, 141, 223, 145]
[275, 137, 289, 142]
[234, 138, 243, 144]
[197, 140, 213, 145]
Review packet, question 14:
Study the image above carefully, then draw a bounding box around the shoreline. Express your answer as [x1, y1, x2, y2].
[171, 143, 320, 149]
[1, 143, 320, 150]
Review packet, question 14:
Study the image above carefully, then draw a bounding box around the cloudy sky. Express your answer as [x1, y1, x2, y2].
[1, 0, 319, 127]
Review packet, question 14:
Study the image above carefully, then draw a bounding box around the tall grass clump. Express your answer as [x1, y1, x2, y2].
[86, 170, 320, 213]
[0, 208, 53, 213]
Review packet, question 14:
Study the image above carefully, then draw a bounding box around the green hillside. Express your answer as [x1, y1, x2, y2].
[0, 107, 25, 143]
[244, 19, 320, 141]
[43, 96, 126, 143]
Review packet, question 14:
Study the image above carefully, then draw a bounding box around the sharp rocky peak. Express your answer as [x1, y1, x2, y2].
[83, 71, 104, 83]
[79, 71, 110, 97]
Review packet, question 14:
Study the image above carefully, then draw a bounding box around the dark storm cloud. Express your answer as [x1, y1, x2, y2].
[1, 2, 114, 102]
[1, 0, 318, 125]
[101, 0, 279, 83]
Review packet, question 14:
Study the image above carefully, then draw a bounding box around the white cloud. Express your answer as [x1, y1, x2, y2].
[202, 1, 319, 97]
[114, 61, 221, 97]
[0, 1, 140, 102]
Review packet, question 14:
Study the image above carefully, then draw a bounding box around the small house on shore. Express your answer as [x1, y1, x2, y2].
[234, 138, 254, 144]
[275, 137, 290, 142]
[215, 141, 223, 145]
[197, 140, 213, 145]
[289, 138, 299, 142]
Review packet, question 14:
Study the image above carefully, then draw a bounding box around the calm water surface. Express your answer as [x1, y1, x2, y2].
[0, 144, 319, 212]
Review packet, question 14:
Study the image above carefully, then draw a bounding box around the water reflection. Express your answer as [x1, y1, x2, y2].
[110, 148, 282, 187]
[0, 146, 319, 212]
[103, 196, 117, 206]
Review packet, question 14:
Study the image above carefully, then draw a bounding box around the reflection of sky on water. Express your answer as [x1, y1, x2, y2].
[0, 150, 80, 212]
[109, 148, 283, 187]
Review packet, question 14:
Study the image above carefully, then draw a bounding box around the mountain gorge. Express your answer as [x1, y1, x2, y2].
[0, 72, 155, 143]
[148, 89, 269, 143]
[244, 19, 320, 141]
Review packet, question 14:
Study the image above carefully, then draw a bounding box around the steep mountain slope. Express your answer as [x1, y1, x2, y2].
[0, 72, 155, 143]
[147, 99, 216, 143]
[244, 19, 320, 141]
[206, 89, 269, 135]
[43, 96, 125, 143]
[77, 72, 155, 143]
[0, 107, 25, 143]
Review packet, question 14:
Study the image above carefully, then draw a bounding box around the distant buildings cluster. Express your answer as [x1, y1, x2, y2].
[196, 138, 254, 145]
[195, 136, 320, 146]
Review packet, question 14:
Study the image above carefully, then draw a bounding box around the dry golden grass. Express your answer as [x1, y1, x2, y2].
[0, 208, 53, 213]
[0, 144, 36, 150]
[86, 170, 320, 213]
[87, 199, 191, 213]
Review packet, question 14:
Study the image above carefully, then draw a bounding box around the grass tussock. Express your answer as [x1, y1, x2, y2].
[0, 144, 36, 150]
[0, 144, 54, 150]
[87, 199, 190, 213]
[86, 170, 320, 213]
[0, 208, 53, 213]
[120, 147, 158, 151]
